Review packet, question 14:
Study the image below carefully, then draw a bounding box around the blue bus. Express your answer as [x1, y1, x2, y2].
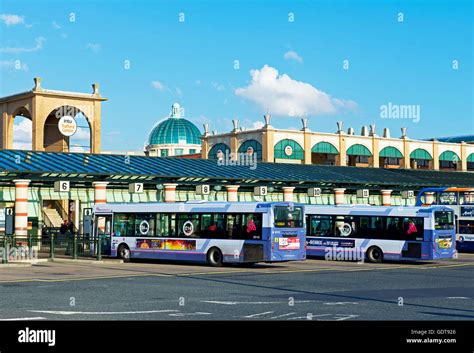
[416, 187, 474, 251]
[92, 201, 306, 266]
[305, 205, 456, 263]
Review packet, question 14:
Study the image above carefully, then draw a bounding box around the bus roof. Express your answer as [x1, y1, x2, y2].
[305, 204, 453, 217]
[93, 201, 304, 214]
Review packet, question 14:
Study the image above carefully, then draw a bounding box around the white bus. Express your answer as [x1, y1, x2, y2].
[93, 201, 306, 266]
[305, 205, 456, 263]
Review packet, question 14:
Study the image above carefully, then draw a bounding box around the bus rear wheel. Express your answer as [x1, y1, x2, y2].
[117, 244, 131, 262]
[366, 246, 383, 263]
[207, 247, 223, 267]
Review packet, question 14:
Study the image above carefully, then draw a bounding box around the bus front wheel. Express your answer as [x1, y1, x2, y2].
[366, 246, 383, 263]
[207, 247, 223, 267]
[117, 244, 131, 262]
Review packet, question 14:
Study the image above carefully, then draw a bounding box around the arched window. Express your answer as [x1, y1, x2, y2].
[208, 143, 230, 160]
[468, 153, 474, 171]
[439, 150, 460, 169]
[346, 144, 372, 166]
[410, 148, 433, 169]
[379, 146, 403, 167]
[311, 142, 338, 154]
[274, 139, 304, 160]
[238, 140, 262, 161]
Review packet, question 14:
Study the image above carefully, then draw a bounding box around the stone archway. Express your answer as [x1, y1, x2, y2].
[0, 77, 107, 153]
[43, 105, 92, 152]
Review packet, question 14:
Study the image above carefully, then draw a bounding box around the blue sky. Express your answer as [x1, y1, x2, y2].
[1, 0, 472, 151]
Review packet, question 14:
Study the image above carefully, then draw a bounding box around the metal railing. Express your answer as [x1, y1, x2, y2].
[0, 233, 108, 264]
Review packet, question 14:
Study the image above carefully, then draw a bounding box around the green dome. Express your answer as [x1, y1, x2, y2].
[148, 104, 202, 145]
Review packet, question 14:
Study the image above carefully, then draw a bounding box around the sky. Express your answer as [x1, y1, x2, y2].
[0, 0, 472, 151]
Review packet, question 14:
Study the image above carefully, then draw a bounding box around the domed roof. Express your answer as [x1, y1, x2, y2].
[147, 103, 202, 145]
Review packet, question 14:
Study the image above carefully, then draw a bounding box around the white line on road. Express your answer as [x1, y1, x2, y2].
[244, 311, 274, 318]
[446, 297, 470, 299]
[288, 314, 332, 320]
[203, 300, 312, 305]
[168, 312, 211, 317]
[335, 314, 359, 321]
[270, 312, 296, 319]
[29, 309, 179, 315]
[324, 302, 359, 306]
[0, 317, 46, 321]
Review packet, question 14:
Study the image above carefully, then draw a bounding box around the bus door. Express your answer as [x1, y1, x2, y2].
[94, 214, 112, 255]
[433, 210, 456, 258]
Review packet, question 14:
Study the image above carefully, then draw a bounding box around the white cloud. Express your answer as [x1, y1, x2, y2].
[251, 121, 264, 129]
[70, 146, 86, 153]
[151, 80, 165, 91]
[235, 65, 356, 117]
[85, 42, 101, 53]
[0, 14, 24, 26]
[52, 21, 61, 29]
[0, 36, 45, 54]
[284, 50, 303, 63]
[12, 118, 32, 150]
[212, 82, 226, 91]
[0, 59, 28, 71]
[175, 87, 182, 96]
[71, 127, 90, 140]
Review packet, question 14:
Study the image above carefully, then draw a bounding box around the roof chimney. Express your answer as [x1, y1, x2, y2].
[370, 124, 376, 136]
[203, 123, 210, 136]
[264, 114, 271, 127]
[232, 119, 239, 132]
[33, 77, 42, 91]
[383, 128, 391, 138]
[361, 126, 369, 136]
[301, 118, 309, 131]
[400, 127, 408, 138]
[347, 127, 355, 135]
[92, 83, 100, 95]
[336, 121, 344, 133]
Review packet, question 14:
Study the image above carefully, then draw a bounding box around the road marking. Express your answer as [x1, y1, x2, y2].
[335, 314, 359, 321]
[324, 302, 359, 306]
[29, 309, 178, 315]
[446, 297, 470, 299]
[0, 317, 46, 321]
[168, 312, 211, 317]
[288, 314, 332, 320]
[203, 300, 312, 305]
[0, 262, 472, 284]
[244, 311, 274, 318]
[270, 312, 296, 319]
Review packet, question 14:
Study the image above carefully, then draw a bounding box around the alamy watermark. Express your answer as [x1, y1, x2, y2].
[380, 102, 420, 123]
[325, 246, 365, 262]
[216, 150, 257, 170]
[0, 245, 38, 262]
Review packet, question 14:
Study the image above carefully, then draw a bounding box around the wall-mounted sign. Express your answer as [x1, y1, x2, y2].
[196, 185, 210, 195]
[284, 145, 293, 156]
[54, 180, 70, 192]
[58, 116, 77, 137]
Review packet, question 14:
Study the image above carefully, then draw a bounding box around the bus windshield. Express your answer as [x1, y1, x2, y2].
[434, 211, 454, 230]
[274, 206, 303, 228]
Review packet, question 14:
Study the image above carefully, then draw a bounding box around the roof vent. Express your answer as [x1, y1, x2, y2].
[361, 126, 369, 136]
[383, 128, 391, 138]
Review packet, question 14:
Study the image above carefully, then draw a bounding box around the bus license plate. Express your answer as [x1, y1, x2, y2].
[278, 238, 300, 250]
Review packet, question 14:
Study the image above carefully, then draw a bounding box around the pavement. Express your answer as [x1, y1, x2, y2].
[0, 253, 472, 321]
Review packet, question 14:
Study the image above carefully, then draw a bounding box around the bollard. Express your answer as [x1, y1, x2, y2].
[96, 234, 102, 261]
[50, 233, 55, 259]
[73, 234, 77, 260]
